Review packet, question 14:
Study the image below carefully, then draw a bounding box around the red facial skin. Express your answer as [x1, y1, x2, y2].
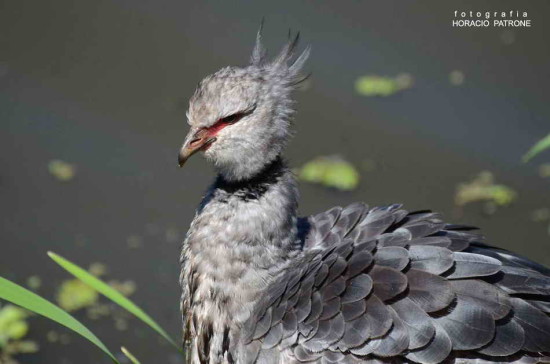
[199, 112, 246, 150]
[191, 110, 248, 152]
[207, 119, 234, 135]
[179, 110, 249, 167]
[194, 119, 233, 151]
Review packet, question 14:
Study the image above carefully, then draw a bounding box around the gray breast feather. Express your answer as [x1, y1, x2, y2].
[240, 203, 550, 363]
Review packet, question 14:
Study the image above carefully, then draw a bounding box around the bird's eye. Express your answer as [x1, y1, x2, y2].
[206, 106, 256, 134]
[220, 112, 245, 124]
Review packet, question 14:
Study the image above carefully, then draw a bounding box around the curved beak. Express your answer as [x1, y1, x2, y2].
[178, 128, 216, 168]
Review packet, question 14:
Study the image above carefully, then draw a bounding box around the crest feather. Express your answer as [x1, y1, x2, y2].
[250, 26, 310, 86]
[250, 19, 267, 66]
[272, 30, 301, 67]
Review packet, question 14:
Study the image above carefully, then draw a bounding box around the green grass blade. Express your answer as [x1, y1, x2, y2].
[0, 275, 119, 363]
[523, 133, 550, 162]
[48, 252, 180, 351]
[121, 347, 141, 364]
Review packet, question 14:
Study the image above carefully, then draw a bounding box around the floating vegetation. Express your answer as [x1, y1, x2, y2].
[532, 208, 550, 223]
[455, 171, 516, 213]
[52, 261, 141, 340]
[126, 235, 143, 249]
[56, 279, 99, 312]
[86, 302, 132, 332]
[88, 263, 107, 277]
[54, 262, 137, 333]
[48, 253, 178, 349]
[107, 280, 136, 297]
[355, 73, 413, 97]
[298, 156, 360, 191]
[45, 330, 71, 345]
[46, 330, 59, 343]
[86, 303, 111, 320]
[1, 251, 178, 363]
[0, 276, 119, 363]
[523, 133, 550, 162]
[539, 164, 550, 178]
[531, 208, 550, 237]
[0, 304, 39, 363]
[55, 260, 136, 334]
[47, 160, 76, 181]
[114, 318, 128, 331]
[449, 70, 465, 86]
[26, 276, 41, 291]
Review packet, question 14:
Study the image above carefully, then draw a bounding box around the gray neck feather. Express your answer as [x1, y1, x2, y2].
[180, 157, 300, 363]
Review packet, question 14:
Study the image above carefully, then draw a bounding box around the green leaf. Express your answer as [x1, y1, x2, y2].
[47, 159, 76, 181]
[0, 276, 118, 363]
[523, 133, 550, 162]
[121, 346, 141, 364]
[56, 279, 99, 312]
[0, 304, 29, 345]
[48, 252, 180, 351]
[298, 156, 360, 191]
[455, 171, 516, 208]
[355, 74, 413, 97]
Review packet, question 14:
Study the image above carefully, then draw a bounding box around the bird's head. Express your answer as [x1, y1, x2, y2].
[178, 29, 310, 181]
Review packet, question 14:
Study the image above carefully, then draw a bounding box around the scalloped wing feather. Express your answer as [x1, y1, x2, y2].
[239, 204, 550, 363]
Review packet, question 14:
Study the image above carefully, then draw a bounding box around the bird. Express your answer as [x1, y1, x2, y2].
[177, 29, 550, 364]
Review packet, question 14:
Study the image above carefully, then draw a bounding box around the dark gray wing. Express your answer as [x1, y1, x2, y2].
[240, 203, 550, 363]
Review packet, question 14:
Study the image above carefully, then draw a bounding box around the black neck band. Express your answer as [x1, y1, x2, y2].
[215, 157, 285, 200]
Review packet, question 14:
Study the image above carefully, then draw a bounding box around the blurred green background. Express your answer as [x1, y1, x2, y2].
[1, 0, 549, 363]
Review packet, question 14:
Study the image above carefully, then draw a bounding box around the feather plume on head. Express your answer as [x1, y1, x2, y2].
[250, 24, 311, 87]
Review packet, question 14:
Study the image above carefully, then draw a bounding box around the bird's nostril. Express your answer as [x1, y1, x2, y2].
[189, 138, 202, 148]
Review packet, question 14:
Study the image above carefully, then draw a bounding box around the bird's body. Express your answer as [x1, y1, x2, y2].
[178, 30, 550, 364]
[180, 159, 300, 362]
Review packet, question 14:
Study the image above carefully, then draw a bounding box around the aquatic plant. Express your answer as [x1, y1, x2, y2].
[298, 156, 360, 191]
[355, 73, 413, 97]
[47, 160, 76, 181]
[0, 275, 118, 362]
[455, 171, 516, 214]
[523, 133, 550, 162]
[0, 252, 183, 363]
[0, 304, 38, 364]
